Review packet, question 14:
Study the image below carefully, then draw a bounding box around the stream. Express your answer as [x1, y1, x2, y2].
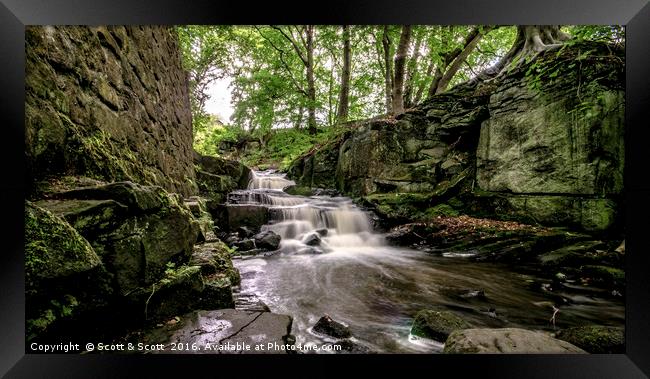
[230, 170, 624, 353]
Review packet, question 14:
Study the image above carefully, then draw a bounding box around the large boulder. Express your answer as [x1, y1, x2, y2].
[124, 264, 235, 322]
[139, 309, 294, 354]
[36, 181, 200, 295]
[25, 201, 111, 340]
[253, 230, 281, 251]
[443, 328, 586, 353]
[184, 196, 215, 243]
[411, 310, 471, 342]
[554, 325, 624, 353]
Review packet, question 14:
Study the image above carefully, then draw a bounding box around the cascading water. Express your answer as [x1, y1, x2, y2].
[236, 170, 384, 255]
[230, 170, 625, 353]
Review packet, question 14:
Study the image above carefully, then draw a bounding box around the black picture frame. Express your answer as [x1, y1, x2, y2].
[1, 0, 649, 377]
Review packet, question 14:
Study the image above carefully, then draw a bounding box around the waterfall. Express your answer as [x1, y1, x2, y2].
[247, 170, 296, 190]
[242, 170, 384, 253]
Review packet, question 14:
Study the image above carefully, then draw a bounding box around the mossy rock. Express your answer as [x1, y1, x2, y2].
[555, 325, 624, 353]
[190, 240, 241, 286]
[125, 265, 205, 322]
[284, 185, 313, 197]
[579, 265, 625, 288]
[411, 310, 471, 342]
[25, 201, 101, 289]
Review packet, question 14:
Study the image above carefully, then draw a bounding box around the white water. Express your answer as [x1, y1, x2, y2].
[237, 170, 384, 255]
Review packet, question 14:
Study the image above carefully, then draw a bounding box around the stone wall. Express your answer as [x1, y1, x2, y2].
[25, 26, 196, 196]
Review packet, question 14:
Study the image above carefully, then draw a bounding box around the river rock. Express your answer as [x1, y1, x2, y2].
[286, 41, 624, 233]
[411, 310, 471, 341]
[315, 228, 329, 236]
[254, 230, 281, 251]
[234, 239, 256, 252]
[140, 309, 294, 354]
[303, 233, 322, 246]
[554, 325, 624, 353]
[237, 226, 255, 238]
[312, 315, 352, 339]
[443, 328, 586, 353]
[124, 265, 205, 322]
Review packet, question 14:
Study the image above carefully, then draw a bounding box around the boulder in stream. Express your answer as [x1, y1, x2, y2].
[411, 310, 471, 341]
[254, 230, 281, 251]
[312, 315, 352, 339]
[303, 233, 322, 246]
[554, 325, 624, 353]
[443, 328, 586, 353]
[233, 239, 256, 252]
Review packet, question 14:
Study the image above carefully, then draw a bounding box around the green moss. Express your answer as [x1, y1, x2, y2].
[555, 325, 624, 353]
[411, 310, 471, 341]
[425, 204, 460, 218]
[25, 201, 101, 290]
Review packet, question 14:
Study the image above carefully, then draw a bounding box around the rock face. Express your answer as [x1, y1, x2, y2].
[141, 309, 294, 354]
[287, 41, 624, 232]
[476, 43, 624, 231]
[194, 152, 251, 204]
[443, 328, 586, 354]
[25, 26, 196, 196]
[411, 310, 471, 342]
[37, 181, 200, 295]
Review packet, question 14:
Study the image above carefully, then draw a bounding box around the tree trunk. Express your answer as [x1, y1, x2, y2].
[306, 25, 317, 134]
[294, 105, 304, 129]
[414, 59, 434, 104]
[381, 26, 393, 114]
[403, 29, 423, 108]
[434, 26, 489, 93]
[473, 25, 570, 82]
[391, 25, 412, 115]
[336, 25, 351, 124]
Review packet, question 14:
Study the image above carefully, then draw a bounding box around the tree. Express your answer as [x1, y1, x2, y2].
[380, 25, 394, 114]
[426, 26, 495, 97]
[176, 26, 231, 132]
[473, 25, 571, 82]
[336, 25, 351, 123]
[403, 27, 424, 109]
[391, 25, 412, 115]
[259, 25, 319, 134]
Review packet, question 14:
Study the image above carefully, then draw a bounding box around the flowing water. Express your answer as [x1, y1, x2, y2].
[231, 170, 625, 353]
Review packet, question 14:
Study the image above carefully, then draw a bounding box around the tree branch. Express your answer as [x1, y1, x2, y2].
[271, 25, 308, 66]
[254, 26, 308, 96]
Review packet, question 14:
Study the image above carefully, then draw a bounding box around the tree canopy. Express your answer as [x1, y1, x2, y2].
[176, 25, 624, 160]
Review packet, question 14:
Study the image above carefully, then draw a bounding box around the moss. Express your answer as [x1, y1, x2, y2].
[555, 325, 624, 353]
[411, 310, 471, 341]
[425, 204, 460, 218]
[580, 265, 625, 287]
[25, 201, 101, 290]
